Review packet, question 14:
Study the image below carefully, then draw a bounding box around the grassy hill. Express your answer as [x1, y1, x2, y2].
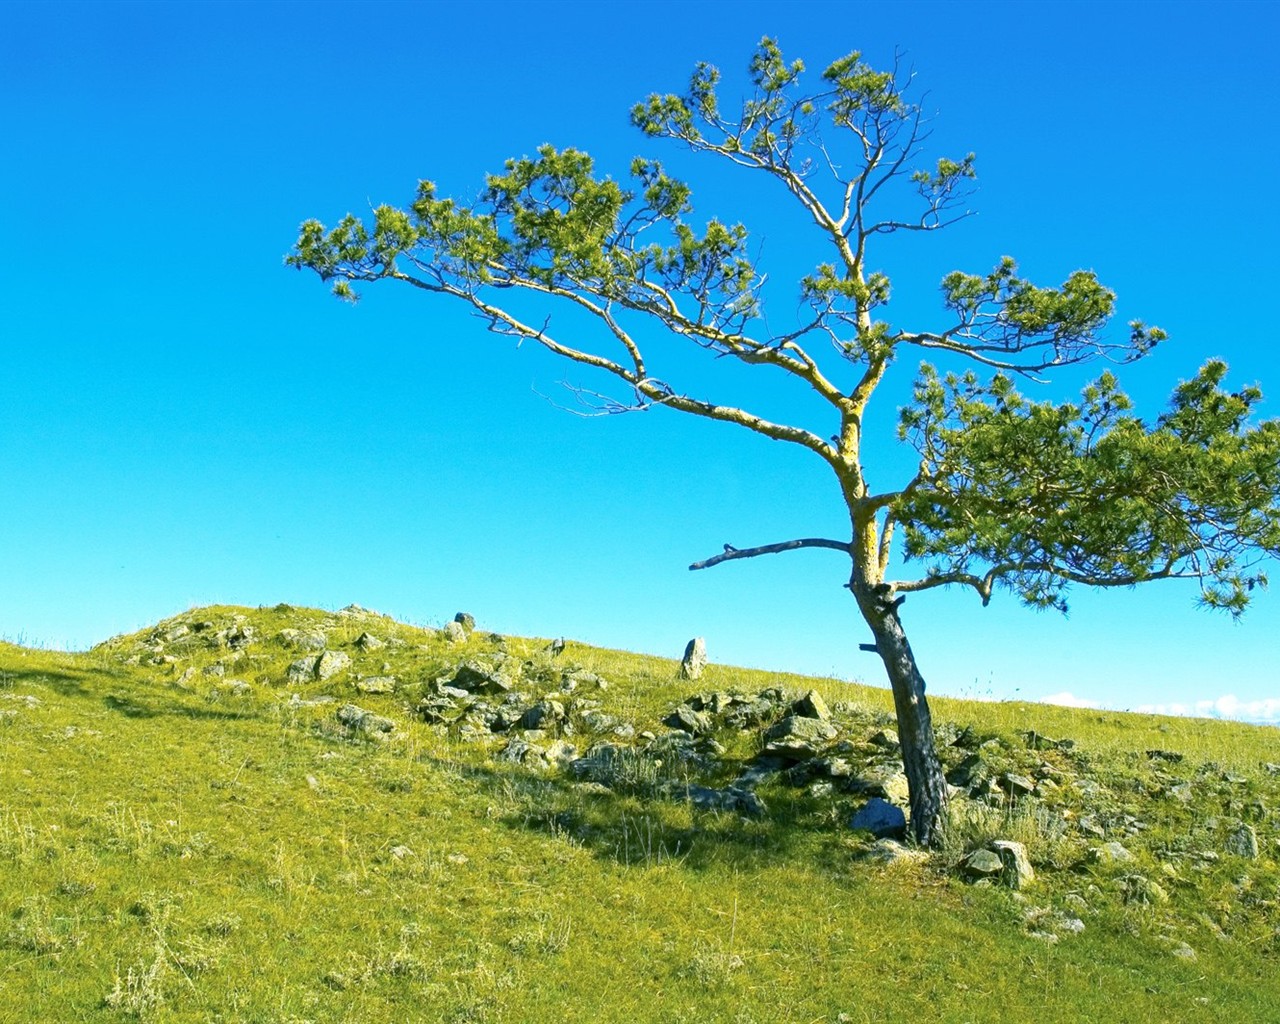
[1, 604, 1277, 1023]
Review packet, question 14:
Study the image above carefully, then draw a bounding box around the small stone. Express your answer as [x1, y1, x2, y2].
[1118, 874, 1168, 905]
[869, 729, 900, 749]
[1225, 823, 1259, 860]
[286, 655, 319, 684]
[664, 705, 712, 736]
[1171, 942, 1197, 960]
[521, 700, 567, 731]
[1090, 841, 1135, 866]
[355, 676, 397, 695]
[355, 631, 384, 651]
[390, 845, 413, 860]
[961, 848, 1005, 879]
[990, 840, 1036, 889]
[764, 715, 838, 759]
[946, 753, 987, 788]
[679, 637, 707, 681]
[316, 650, 351, 680]
[793, 690, 831, 722]
[443, 621, 467, 643]
[336, 703, 394, 736]
[849, 797, 906, 839]
[999, 773, 1036, 797]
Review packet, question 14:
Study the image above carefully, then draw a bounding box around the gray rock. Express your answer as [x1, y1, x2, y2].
[848, 766, 910, 804]
[763, 715, 838, 759]
[316, 650, 351, 681]
[679, 637, 707, 681]
[581, 710, 618, 733]
[664, 705, 713, 736]
[863, 839, 929, 866]
[686, 785, 767, 818]
[990, 840, 1036, 889]
[1089, 842, 1135, 866]
[961, 848, 1005, 879]
[869, 729, 900, 749]
[450, 661, 515, 695]
[453, 612, 476, 634]
[946, 753, 987, 788]
[417, 697, 459, 724]
[355, 631, 384, 651]
[355, 676, 396, 695]
[279, 628, 327, 651]
[1225, 823, 1260, 859]
[336, 703, 394, 736]
[793, 690, 831, 722]
[443, 621, 467, 643]
[999, 773, 1036, 797]
[849, 797, 906, 839]
[1118, 874, 1168, 905]
[520, 700, 567, 731]
[286, 655, 319, 684]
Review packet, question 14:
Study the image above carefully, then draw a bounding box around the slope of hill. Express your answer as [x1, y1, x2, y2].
[1, 604, 1277, 1023]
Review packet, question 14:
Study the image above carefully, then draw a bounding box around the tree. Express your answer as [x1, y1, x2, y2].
[288, 39, 1280, 845]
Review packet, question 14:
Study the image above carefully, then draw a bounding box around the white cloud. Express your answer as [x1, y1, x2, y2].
[1039, 691, 1103, 710]
[1131, 694, 1280, 723]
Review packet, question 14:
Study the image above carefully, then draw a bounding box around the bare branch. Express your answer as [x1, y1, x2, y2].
[689, 537, 851, 571]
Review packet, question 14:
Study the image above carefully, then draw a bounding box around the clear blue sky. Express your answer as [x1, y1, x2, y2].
[3, 1, 1278, 723]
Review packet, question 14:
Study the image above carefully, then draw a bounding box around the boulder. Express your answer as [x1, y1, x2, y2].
[960, 848, 1005, 880]
[1089, 841, 1135, 867]
[450, 661, 515, 695]
[793, 690, 831, 722]
[686, 785, 767, 818]
[849, 797, 906, 839]
[336, 703, 394, 736]
[316, 650, 351, 681]
[453, 612, 476, 634]
[869, 729, 900, 749]
[443, 621, 467, 643]
[679, 637, 707, 681]
[990, 840, 1035, 889]
[355, 631, 384, 651]
[286, 655, 319, 684]
[664, 705, 713, 736]
[763, 715, 838, 759]
[520, 700, 567, 731]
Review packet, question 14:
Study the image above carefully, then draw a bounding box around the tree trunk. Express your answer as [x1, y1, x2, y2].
[853, 588, 949, 846]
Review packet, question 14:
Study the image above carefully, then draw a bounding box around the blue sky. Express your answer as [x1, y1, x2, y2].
[2, 0, 1278, 723]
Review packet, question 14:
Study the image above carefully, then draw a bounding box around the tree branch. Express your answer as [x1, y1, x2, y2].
[689, 537, 851, 571]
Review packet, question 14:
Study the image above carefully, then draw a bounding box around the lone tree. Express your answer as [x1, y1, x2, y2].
[289, 39, 1280, 845]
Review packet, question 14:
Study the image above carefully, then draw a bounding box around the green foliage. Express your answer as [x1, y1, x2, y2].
[897, 362, 1280, 613]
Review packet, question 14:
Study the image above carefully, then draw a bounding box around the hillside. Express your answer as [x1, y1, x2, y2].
[1, 603, 1277, 1023]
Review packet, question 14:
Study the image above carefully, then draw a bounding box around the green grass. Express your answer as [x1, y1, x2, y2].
[1, 604, 1277, 1022]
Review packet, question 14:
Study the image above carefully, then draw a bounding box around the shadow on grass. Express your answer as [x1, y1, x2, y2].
[101, 692, 252, 722]
[418, 752, 850, 874]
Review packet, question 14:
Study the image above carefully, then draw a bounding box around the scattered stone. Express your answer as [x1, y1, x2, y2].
[450, 661, 515, 695]
[202, 663, 226, 678]
[520, 700, 567, 731]
[355, 631, 384, 651]
[315, 650, 351, 681]
[999, 773, 1037, 798]
[1118, 874, 1169, 905]
[279, 628, 327, 651]
[763, 715, 838, 760]
[869, 729, 900, 749]
[286, 656, 319, 684]
[679, 637, 707, 681]
[849, 797, 907, 839]
[793, 690, 831, 722]
[946, 754, 987, 788]
[664, 705, 713, 736]
[1145, 749, 1185, 763]
[1089, 842, 1135, 866]
[355, 676, 396, 695]
[862, 839, 929, 866]
[990, 840, 1036, 889]
[848, 767, 910, 804]
[1024, 730, 1074, 751]
[686, 785, 767, 818]
[336, 703, 394, 736]
[961, 848, 1005, 880]
[453, 612, 476, 634]
[443, 621, 467, 643]
[1225, 823, 1260, 860]
[581, 710, 618, 733]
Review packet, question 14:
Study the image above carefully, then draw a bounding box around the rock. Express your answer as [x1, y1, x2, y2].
[355, 631, 384, 651]
[1118, 874, 1168, 905]
[286, 656, 319, 684]
[443, 621, 467, 643]
[863, 839, 930, 866]
[1145, 749, 1185, 763]
[679, 637, 707, 681]
[1225, 823, 1260, 859]
[664, 705, 713, 736]
[279, 628, 327, 651]
[849, 797, 906, 839]
[520, 700, 567, 731]
[1089, 841, 1135, 867]
[450, 661, 515, 695]
[869, 729, 900, 749]
[1024, 730, 1074, 751]
[163, 624, 190, 642]
[417, 697, 460, 724]
[453, 612, 476, 634]
[793, 690, 831, 722]
[355, 676, 396, 695]
[961, 848, 1005, 879]
[946, 754, 987, 788]
[763, 715, 838, 760]
[497, 737, 546, 768]
[990, 840, 1035, 889]
[336, 703, 394, 736]
[686, 785, 768, 818]
[999, 773, 1036, 798]
[1170, 942, 1197, 960]
[316, 650, 351, 680]
[581, 710, 618, 733]
[848, 768, 910, 804]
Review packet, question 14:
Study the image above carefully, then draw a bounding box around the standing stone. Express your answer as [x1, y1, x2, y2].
[679, 638, 707, 680]
[443, 620, 467, 643]
[793, 690, 831, 722]
[990, 840, 1036, 889]
[315, 650, 351, 680]
[355, 631, 384, 651]
[453, 612, 476, 634]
